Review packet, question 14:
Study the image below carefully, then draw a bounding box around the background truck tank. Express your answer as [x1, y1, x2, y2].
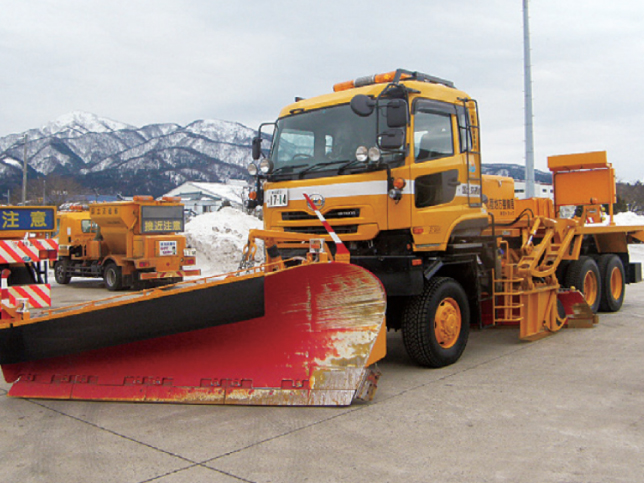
[54, 196, 200, 290]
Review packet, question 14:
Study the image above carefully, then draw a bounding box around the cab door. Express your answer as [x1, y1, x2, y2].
[409, 99, 477, 250]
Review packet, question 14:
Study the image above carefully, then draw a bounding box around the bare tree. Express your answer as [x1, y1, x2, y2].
[8, 176, 86, 207]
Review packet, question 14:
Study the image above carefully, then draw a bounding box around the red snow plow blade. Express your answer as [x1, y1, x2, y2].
[1, 262, 387, 406]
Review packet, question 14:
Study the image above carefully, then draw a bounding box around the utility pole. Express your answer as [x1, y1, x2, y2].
[523, 0, 535, 198]
[22, 134, 28, 205]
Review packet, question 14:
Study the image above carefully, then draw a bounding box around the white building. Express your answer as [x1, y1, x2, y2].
[513, 181, 554, 199]
[163, 180, 247, 218]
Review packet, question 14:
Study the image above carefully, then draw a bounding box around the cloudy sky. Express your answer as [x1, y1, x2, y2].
[2, 1, 643, 180]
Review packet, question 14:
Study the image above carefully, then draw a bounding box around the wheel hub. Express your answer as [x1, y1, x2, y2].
[583, 271, 598, 306]
[434, 298, 461, 349]
[610, 267, 623, 299]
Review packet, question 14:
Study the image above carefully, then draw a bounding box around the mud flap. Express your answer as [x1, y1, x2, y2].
[2, 263, 387, 406]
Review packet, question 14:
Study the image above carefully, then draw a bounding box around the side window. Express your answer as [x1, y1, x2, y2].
[414, 102, 455, 163]
[456, 105, 472, 153]
[81, 220, 98, 233]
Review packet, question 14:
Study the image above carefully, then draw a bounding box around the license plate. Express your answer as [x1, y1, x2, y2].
[266, 189, 288, 207]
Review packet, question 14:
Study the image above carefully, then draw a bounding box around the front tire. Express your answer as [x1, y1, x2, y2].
[402, 277, 470, 368]
[103, 263, 123, 291]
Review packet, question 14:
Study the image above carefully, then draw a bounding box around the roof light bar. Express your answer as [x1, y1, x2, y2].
[333, 69, 454, 92]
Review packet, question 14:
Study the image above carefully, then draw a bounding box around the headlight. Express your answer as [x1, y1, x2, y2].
[247, 163, 258, 176]
[368, 147, 381, 162]
[356, 146, 368, 163]
[259, 158, 273, 174]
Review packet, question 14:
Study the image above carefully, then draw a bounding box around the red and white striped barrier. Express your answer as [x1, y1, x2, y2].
[0, 238, 59, 264]
[302, 193, 350, 256]
[7, 284, 52, 309]
[1, 269, 10, 319]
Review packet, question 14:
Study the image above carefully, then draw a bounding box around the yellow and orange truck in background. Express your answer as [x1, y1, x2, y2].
[54, 196, 199, 290]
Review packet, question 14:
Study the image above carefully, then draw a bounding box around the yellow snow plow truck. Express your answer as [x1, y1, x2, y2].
[1, 69, 642, 406]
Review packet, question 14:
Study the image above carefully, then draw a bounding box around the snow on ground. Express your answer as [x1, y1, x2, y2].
[184, 207, 263, 276]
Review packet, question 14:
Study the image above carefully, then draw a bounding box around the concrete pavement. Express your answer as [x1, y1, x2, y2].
[1, 280, 643, 482]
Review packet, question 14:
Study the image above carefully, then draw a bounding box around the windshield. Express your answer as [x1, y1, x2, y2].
[270, 104, 399, 180]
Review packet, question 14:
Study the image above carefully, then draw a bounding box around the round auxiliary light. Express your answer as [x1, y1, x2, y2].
[356, 146, 369, 163]
[393, 177, 406, 190]
[368, 147, 381, 163]
[247, 163, 258, 176]
[259, 158, 273, 174]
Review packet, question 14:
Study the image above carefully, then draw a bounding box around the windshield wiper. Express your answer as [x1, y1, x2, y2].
[297, 159, 352, 179]
[269, 164, 308, 178]
[337, 159, 366, 175]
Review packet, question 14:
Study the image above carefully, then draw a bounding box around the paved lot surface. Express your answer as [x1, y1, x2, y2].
[2, 278, 643, 482]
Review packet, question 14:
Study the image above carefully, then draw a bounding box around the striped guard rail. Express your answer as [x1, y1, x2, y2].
[7, 284, 52, 309]
[0, 238, 59, 264]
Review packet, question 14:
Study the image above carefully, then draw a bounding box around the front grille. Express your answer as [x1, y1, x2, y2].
[282, 208, 360, 221]
[283, 225, 358, 235]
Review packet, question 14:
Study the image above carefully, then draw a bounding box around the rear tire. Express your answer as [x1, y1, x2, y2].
[103, 263, 123, 291]
[54, 260, 72, 284]
[564, 256, 601, 313]
[402, 277, 470, 368]
[598, 254, 625, 312]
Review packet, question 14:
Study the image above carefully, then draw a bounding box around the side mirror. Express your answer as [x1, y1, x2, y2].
[252, 137, 262, 160]
[379, 128, 405, 150]
[387, 99, 409, 128]
[350, 95, 376, 117]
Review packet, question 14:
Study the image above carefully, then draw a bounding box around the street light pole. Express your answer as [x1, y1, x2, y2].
[22, 134, 28, 205]
[523, 0, 535, 199]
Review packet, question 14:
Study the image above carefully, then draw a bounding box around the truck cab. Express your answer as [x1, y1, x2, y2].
[248, 69, 488, 297]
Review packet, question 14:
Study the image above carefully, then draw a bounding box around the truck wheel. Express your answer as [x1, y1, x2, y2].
[54, 260, 72, 285]
[564, 256, 601, 313]
[402, 277, 470, 368]
[103, 263, 123, 291]
[598, 254, 625, 312]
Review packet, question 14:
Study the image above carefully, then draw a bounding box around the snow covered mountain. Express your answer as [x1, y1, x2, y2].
[0, 112, 255, 197]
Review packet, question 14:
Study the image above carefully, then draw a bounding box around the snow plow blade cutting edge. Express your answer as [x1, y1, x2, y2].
[1, 262, 387, 406]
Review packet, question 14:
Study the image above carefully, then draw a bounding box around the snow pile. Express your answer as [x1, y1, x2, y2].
[608, 211, 644, 226]
[184, 207, 263, 276]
